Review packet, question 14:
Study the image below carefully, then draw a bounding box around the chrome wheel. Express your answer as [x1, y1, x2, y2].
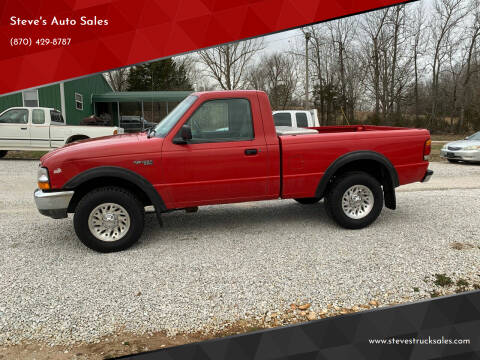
[88, 203, 131, 242]
[341, 185, 374, 220]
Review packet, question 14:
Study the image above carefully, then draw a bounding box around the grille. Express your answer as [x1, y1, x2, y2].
[448, 146, 462, 151]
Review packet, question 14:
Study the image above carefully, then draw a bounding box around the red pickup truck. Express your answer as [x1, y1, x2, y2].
[34, 90, 433, 252]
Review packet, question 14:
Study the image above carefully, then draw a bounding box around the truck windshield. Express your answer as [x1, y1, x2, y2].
[154, 95, 197, 137]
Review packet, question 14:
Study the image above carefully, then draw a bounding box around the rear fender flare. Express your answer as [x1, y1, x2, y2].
[315, 151, 399, 209]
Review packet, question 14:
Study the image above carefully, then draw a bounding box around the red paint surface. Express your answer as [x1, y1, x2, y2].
[41, 90, 430, 210]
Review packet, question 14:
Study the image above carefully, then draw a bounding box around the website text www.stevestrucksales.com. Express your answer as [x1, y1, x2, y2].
[369, 336, 471, 346]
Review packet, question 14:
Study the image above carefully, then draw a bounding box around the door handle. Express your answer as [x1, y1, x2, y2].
[20, 127, 27, 130]
[244, 149, 258, 156]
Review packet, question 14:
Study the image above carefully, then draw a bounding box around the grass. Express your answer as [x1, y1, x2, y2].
[4, 150, 48, 160]
[431, 134, 466, 142]
[434, 274, 453, 287]
[430, 143, 445, 162]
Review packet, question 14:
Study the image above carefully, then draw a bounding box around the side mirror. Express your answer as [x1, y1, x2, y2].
[173, 125, 192, 144]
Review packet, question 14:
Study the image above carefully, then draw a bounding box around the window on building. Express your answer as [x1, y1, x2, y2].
[32, 109, 45, 124]
[75, 93, 83, 110]
[23, 90, 39, 107]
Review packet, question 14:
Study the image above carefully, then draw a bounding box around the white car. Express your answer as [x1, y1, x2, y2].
[272, 109, 320, 128]
[0, 107, 123, 158]
[440, 131, 480, 163]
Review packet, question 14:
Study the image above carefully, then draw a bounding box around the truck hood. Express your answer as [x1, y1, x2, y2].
[41, 133, 156, 164]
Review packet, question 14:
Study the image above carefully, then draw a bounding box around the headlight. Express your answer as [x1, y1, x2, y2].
[37, 167, 50, 190]
[464, 145, 480, 150]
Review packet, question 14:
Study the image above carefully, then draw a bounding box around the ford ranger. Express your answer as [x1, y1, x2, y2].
[34, 91, 433, 252]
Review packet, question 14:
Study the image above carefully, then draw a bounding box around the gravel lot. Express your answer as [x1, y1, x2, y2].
[0, 160, 479, 345]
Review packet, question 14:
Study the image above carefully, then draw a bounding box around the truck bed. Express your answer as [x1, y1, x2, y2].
[277, 125, 430, 199]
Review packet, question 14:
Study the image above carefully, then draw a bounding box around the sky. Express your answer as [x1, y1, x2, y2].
[256, 0, 435, 55]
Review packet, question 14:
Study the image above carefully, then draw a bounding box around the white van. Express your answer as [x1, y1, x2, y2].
[272, 110, 319, 128]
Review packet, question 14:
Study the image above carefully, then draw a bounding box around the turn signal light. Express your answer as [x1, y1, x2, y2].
[37, 167, 51, 191]
[38, 181, 50, 190]
[113, 130, 118, 135]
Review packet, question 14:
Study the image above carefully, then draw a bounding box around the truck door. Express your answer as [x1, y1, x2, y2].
[30, 109, 50, 148]
[161, 97, 272, 208]
[0, 108, 30, 147]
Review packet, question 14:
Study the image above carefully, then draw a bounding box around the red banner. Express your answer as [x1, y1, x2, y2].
[0, 0, 412, 94]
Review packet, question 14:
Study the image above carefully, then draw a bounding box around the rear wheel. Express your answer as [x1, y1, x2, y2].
[74, 186, 144, 252]
[325, 172, 383, 229]
[0, 151, 7, 158]
[295, 197, 320, 205]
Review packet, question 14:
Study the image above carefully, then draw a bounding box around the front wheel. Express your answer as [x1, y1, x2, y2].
[447, 159, 460, 163]
[74, 187, 145, 252]
[0, 151, 7, 158]
[325, 172, 383, 229]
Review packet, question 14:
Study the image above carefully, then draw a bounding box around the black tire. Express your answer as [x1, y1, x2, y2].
[295, 197, 320, 205]
[74, 186, 145, 252]
[447, 159, 459, 163]
[325, 171, 383, 229]
[0, 151, 7, 158]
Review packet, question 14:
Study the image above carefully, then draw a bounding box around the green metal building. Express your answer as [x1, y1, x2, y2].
[0, 74, 113, 125]
[0, 75, 192, 131]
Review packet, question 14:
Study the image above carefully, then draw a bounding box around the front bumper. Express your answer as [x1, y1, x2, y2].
[34, 189, 74, 219]
[440, 149, 480, 162]
[421, 169, 434, 183]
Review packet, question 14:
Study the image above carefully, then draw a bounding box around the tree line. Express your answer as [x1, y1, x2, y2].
[107, 0, 480, 134]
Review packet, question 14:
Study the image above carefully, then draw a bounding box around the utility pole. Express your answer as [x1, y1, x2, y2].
[305, 32, 311, 109]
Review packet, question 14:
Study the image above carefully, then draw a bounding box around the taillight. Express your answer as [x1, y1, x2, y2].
[424, 139, 432, 160]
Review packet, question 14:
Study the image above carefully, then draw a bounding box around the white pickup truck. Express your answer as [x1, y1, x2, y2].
[0, 107, 123, 157]
[273, 109, 320, 128]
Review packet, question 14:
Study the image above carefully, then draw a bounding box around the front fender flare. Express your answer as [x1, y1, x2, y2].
[64, 166, 167, 212]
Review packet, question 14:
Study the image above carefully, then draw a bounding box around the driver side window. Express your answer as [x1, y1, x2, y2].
[183, 98, 254, 143]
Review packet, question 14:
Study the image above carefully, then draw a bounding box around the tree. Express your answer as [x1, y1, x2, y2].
[105, 68, 129, 91]
[361, 8, 390, 121]
[197, 39, 264, 90]
[409, 3, 428, 121]
[459, 0, 480, 131]
[126, 58, 193, 91]
[327, 17, 358, 122]
[246, 52, 298, 110]
[429, 0, 468, 127]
